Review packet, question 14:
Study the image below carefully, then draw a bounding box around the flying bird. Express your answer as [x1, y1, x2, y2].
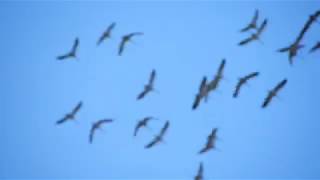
[89, 119, 113, 144]
[145, 121, 169, 149]
[279, 10, 320, 65]
[118, 32, 143, 56]
[199, 128, 218, 154]
[207, 59, 226, 92]
[56, 101, 82, 125]
[97, 22, 116, 46]
[238, 19, 268, 46]
[194, 162, 204, 180]
[240, 9, 259, 32]
[278, 42, 304, 65]
[262, 79, 287, 108]
[192, 76, 208, 110]
[134, 116, 156, 137]
[310, 41, 320, 53]
[233, 72, 259, 98]
[137, 69, 157, 100]
[57, 38, 79, 60]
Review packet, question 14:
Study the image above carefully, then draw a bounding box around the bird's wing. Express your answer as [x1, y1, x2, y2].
[245, 72, 259, 80]
[71, 101, 82, 115]
[134, 123, 142, 137]
[257, 19, 268, 36]
[240, 24, 252, 33]
[107, 22, 116, 33]
[251, 9, 259, 26]
[199, 77, 207, 92]
[89, 127, 95, 144]
[198, 162, 203, 176]
[274, 79, 287, 93]
[159, 121, 169, 137]
[192, 94, 201, 110]
[198, 145, 211, 154]
[56, 54, 71, 60]
[71, 38, 79, 54]
[118, 38, 126, 56]
[97, 23, 116, 45]
[278, 46, 291, 52]
[96, 119, 113, 127]
[56, 116, 68, 125]
[129, 32, 144, 38]
[148, 69, 156, 86]
[233, 80, 243, 98]
[238, 36, 254, 46]
[262, 92, 273, 108]
[217, 59, 226, 77]
[145, 137, 160, 149]
[310, 42, 320, 53]
[137, 88, 149, 100]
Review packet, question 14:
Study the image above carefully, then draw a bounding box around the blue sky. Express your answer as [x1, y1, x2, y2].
[1, 1, 320, 179]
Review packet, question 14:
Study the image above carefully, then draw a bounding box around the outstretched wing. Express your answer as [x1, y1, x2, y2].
[262, 92, 273, 108]
[71, 101, 82, 116]
[310, 42, 320, 53]
[134, 122, 143, 136]
[240, 9, 259, 32]
[192, 94, 202, 110]
[128, 32, 144, 38]
[56, 54, 71, 60]
[71, 38, 79, 55]
[257, 19, 268, 36]
[89, 127, 95, 144]
[118, 38, 126, 56]
[198, 145, 211, 154]
[97, 22, 116, 45]
[148, 69, 156, 86]
[278, 46, 291, 53]
[56, 116, 68, 125]
[145, 137, 160, 149]
[233, 80, 243, 98]
[217, 59, 226, 77]
[159, 121, 169, 137]
[274, 79, 287, 93]
[137, 88, 149, 100]
[238, 36, 254, 46]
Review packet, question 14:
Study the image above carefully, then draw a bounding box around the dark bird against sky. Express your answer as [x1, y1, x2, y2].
[57, 38, 79, 60]
[118, 32, 143, 56]
[233, 72, 259, 98]
[56, 101, 82, 125]
[262, 79, 287, 108]
[145, 121, 169, 149]
[192, 76, 209, 110]
[238, 19, 267, 46]
[240, 9, 259, 32]
[97, 22, 116, 46]
[89, 119, 113, 144]
[134, 116, 156, 137]
[137, 69, 157, 100]
[199, 128, 218, 154]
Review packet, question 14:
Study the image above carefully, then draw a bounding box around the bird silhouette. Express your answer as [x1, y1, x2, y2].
[310, 41, 320, 53]
[194, 162, 204, 180]
[233, 72, 259, 98]
[89, 119, 113, 144]
[207, 59, 226, 93]
[145, 121, 169, 149]
[137, 69, 157, 100]
[97, 22, 116, 46]
[262, 79, 287, 108]
[278, 42, 304, 65]
[134, 116, 156, 137]
[240, 9, 259, 32]
[199, 128, 218, 154]
[118, 32, 143, 56]
[57, 38, 79, 60]
[192, 76, 209, 110]
[56, 101, 82, 125]
[238, 19, 267, 46]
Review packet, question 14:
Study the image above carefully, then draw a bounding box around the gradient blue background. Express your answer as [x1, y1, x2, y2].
[1, 1, 320, 179]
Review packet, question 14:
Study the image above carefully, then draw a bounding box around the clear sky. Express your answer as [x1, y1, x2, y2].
[1, 1, 320, 179]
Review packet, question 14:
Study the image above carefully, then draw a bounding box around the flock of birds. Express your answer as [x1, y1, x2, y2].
[55, 9, 319, 179]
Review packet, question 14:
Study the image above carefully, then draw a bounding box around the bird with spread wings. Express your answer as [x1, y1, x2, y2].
[240, 9, 259, 32]
[56, 101, 82, 125]
[145, 121, 169, 149]
[89, 119, 113, 144]
[194, 162, 204, 180]
[137, 69, 157, 100]
[57, 38, 79, 60]
[134, 116, 157, 137]
[199, 128, 218, 154]
[118, 32, 143, 56]
[233, 72, 259, 98]
[239, 19, 268, 46]
[97, 22, 116, 46]
[262, 79, 287, 108]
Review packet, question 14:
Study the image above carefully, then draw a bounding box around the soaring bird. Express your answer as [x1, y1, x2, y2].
[137, 69, 157, 100]
[89, 119, 113, 144]
[199, 128, 218, 154]
[194, 162, 204, 180]
[57, 38, 79, 60]
[240, 9, 259, 32]
[262, 79, 287, 108]
[134, 116, 156, 137]
[238, 19, 268, 46]
[233, 72, 259, 98]
[145, 121, 169, 149]
[56, 101, 82, 125]
[118, 32, 143, 56]
[207, 59, 226, 92]
[192, 76, 208, 110]
[278, 42, 304, 65]
[97, 22, 116, 46]
[310, 41, 320, 53]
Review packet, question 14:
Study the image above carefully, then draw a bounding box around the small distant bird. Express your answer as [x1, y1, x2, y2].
[278, 42, 304, 65]
[192, 76, 208, 110]
[118, 32, 143, 56]
[137, 69, 157, 100]
[310, 41, 320, 53]
[56, 101, 82, 125]
[233, 72, 259, 98]
[240, 9, 259, 32]
[199, 128, 218, 154]
[238, 19, 267, 46]
[89, 119, 113, 144]
[97, 22, 116, 46]
[134, 116, 156, 137]
[262, 79, 287, 108]
[145, 121, 169, 149]
[57, 38, 79, 60]
[194, 162, 204, 180]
